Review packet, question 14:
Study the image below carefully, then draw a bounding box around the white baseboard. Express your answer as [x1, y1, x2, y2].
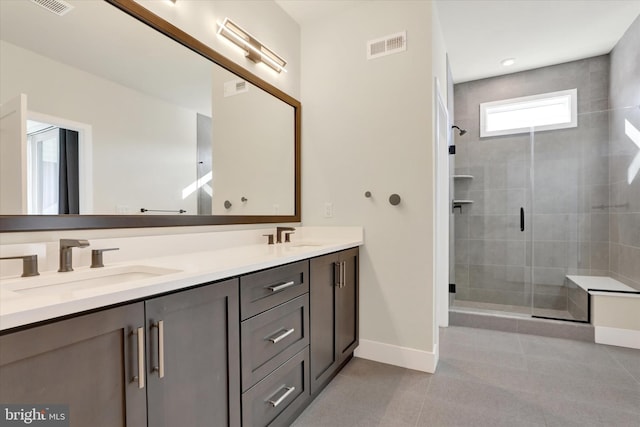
[353, 339, 438, 373]
[594, 326, 640, 349]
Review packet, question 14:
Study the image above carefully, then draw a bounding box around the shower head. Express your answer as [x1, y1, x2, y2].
[451, 125, 467, 136]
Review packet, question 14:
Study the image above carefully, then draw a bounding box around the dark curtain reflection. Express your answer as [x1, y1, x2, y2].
[58, 128, 79, 214]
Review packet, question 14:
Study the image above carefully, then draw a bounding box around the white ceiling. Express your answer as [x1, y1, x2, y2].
[276, 0, 640, 84]
[275, 1, 368, 25]
[0, 0, 214, 115]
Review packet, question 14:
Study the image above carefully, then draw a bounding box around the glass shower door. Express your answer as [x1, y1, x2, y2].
[451, 128, 532, 315]
[529, 107, 636, 321]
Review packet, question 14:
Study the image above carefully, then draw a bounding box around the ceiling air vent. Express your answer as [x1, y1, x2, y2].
[30, 0, 74, 16]
[367, 31, 407, 60]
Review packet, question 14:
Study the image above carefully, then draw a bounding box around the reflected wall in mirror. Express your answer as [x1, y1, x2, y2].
[0, 0, 299, 230]
[212, 67, 295, 216]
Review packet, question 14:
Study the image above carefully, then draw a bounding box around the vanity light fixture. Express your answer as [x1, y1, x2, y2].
[217, 17, 287, 73]
[501, 58, 516, 67]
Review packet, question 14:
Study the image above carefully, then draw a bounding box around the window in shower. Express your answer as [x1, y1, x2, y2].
[480, 88, 577, 137]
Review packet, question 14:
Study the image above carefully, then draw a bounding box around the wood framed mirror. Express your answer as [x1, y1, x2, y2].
[0, 0, 300, 231]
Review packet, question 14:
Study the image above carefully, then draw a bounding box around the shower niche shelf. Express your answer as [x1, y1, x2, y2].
[453, 175, 474, 179]
[452, 199, 473, 213]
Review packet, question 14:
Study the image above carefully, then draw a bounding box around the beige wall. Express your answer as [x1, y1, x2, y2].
[301, 1, 446, 359]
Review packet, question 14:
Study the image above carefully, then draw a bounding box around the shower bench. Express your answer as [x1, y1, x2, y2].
[566, 275, 640, 349]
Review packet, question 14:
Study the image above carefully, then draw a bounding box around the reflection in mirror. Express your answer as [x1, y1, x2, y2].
[212, 67, 295, 215]
[0, 0, 295, 218]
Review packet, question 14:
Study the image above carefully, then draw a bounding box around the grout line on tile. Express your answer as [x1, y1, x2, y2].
[603, 345, 640, 385]
[413, 369, 434, 426]
[516, 329, 531, 374]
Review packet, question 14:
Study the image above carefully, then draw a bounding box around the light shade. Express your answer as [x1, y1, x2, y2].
[217, 18, 287, 73]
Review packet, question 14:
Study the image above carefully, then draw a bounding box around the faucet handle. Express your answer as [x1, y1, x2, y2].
[263, 234, 275, 245]
[91, 248, 120, 268]
[284, 231, 295, 243]
[0, 255, 40, 277]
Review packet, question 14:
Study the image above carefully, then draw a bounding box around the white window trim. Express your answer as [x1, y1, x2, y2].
[480, 88, 577, 137]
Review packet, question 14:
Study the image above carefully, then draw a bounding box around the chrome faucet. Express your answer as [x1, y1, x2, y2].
[276, 227, 296, 244]
[58, 239, 90, 272]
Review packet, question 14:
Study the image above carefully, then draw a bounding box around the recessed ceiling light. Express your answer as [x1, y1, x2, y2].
[501, 58, 516, 67]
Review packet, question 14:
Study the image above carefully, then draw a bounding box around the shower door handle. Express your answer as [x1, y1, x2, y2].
[520, 207, 525, 232]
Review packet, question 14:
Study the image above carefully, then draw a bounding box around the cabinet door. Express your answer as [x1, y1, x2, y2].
[145, 279, 241, 427]
[309, 252, 339, 395]
[0, 303, 147, 427]
[336, 248, 359, 362]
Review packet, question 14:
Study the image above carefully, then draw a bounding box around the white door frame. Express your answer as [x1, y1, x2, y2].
[27, 110, 94, 214]
[434, 78, 450, 328]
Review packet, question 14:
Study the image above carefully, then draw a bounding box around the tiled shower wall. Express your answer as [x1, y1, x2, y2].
[453, 55, 612, 310]
[609, 15, 640, 291]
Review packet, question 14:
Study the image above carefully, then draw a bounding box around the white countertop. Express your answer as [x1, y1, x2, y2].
[0, 227, 363, 331]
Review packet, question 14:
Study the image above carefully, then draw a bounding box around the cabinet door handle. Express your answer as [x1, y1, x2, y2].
[267, 280, 296, 292]
[341, 261, 346, 288]
[152, 321, 165, 379]
[267, 328, 295, 344]
[334, 262, 342, 287]
[266, 386, 296, 407]
[520, 207, 525, 232]
[131, 327, 145, 389]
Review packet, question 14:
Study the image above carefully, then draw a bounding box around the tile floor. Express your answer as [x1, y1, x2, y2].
[292, 326, 640, 426]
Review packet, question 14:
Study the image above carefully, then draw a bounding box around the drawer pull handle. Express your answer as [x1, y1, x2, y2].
[267, 328, 295, 344]
[267, 280, 296, 292]
[267, 386, 296, 407]
[131, 327, 145, 389]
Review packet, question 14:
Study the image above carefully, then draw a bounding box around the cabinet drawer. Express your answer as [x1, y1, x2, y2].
[241, 294, 309, 391]
[241, 260, 309, 320]
[242, 348, 310, 427]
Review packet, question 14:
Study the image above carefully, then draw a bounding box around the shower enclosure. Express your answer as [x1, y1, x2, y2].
[450, 104, 639, 322]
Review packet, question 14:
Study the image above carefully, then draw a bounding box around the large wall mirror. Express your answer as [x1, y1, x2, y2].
[0, 0, 300, 231]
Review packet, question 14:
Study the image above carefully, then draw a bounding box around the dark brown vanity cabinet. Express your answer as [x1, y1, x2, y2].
[0, 278, 241, 427]
[145, 278, 241, 427]
[240, 261, 311, 427]
[0, 303, 148, 426]
[309, 248, 359, 395]
[0, 247, 360, 427]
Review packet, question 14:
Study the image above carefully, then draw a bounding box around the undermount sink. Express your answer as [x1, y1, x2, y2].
[3, 265, 181, 296]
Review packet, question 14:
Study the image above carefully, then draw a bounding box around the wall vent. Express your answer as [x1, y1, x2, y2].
[224, 79, 249, 97]
[30, 0, 74, 16]
[367, 31, 407, 60]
